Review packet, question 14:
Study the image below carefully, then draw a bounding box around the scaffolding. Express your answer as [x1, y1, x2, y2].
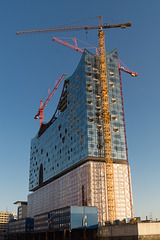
[27, 161, 132, 225]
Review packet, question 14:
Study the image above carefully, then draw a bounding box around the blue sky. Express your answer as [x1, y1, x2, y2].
[0, 0, 160, 220]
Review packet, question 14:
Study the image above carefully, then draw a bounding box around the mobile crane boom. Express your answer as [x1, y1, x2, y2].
[35, 73, 66, 127]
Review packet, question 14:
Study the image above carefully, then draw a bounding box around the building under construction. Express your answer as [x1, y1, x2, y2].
[11, 18, 135, 232]
[27, 46, 133, 226]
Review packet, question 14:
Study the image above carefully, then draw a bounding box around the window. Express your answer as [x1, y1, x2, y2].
[112, 115, 117, 120]
[89, 117, 94, 122]
[88, 88, 93, 93]
[87, 99, 92, 104]
[87, 72, 92, 77]
[109, 71, 114, 77]
[86, 82, 91, 87]
[96, 106, 101, 111]
[76, 75, 78, 80]
[95, 111, 100, 117]
[111, 98, 117, 103]
[96, 95, 101, 100]
[97, 124, 102, 129]
[109, 82, 114, 87]
[93, 78, 99, 82]
[86, 61, 92, 66]
[62, 136, 65, 143]
[113, 127, 119, 132]
[97, 143, 103, 149]
[41, 149, 43, 154]
[58, 125, 61, 131]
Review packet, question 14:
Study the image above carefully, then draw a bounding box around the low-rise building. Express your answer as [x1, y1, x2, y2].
[14, 201, 27, 220]
[0, 211, 17, 233]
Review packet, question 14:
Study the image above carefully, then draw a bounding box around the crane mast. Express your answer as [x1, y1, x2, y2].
[16, 17, 132, 223]
[98, 19, 116, 222]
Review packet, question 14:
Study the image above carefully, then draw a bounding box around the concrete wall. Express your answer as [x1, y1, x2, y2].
[98, 225, 138, 238]
[98, 223, 160, 239]
[138, 222, 160, 236]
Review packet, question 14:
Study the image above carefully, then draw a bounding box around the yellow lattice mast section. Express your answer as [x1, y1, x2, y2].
[98, 17, 116, 223]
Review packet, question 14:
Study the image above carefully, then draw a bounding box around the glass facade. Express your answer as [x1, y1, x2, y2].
[106, 49, 127, 160]
[29, 49, 127, 191]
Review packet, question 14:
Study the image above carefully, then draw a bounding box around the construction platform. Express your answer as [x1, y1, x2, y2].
[6, 222, 160, 240]
[97, 222, 160, 240]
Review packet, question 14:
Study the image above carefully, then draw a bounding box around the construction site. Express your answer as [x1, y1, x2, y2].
[7, 16, 160, 240]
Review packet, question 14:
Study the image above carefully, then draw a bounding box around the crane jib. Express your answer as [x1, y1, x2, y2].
[16, 22, 132, 35]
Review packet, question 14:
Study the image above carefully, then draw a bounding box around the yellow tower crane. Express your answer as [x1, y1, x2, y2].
[16, 16, 132, 223]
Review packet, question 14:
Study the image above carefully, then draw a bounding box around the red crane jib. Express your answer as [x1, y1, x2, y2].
[34, 73, 66, 121]
[119, 67, 138, 77]
[52, 37, 84, 54]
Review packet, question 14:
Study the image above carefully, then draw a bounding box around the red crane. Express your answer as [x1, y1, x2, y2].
[52, 37, 98, 55]
[34, 73, 66, 127]
[52, 38, 138, 77]
[118, 58, 138, 77]
[119, 67, 138, 77]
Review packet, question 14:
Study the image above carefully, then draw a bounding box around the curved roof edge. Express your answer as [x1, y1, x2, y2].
[36, 48, 116, 138]
[106, 48, 117, 56]
[37, 50, 87, 138]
